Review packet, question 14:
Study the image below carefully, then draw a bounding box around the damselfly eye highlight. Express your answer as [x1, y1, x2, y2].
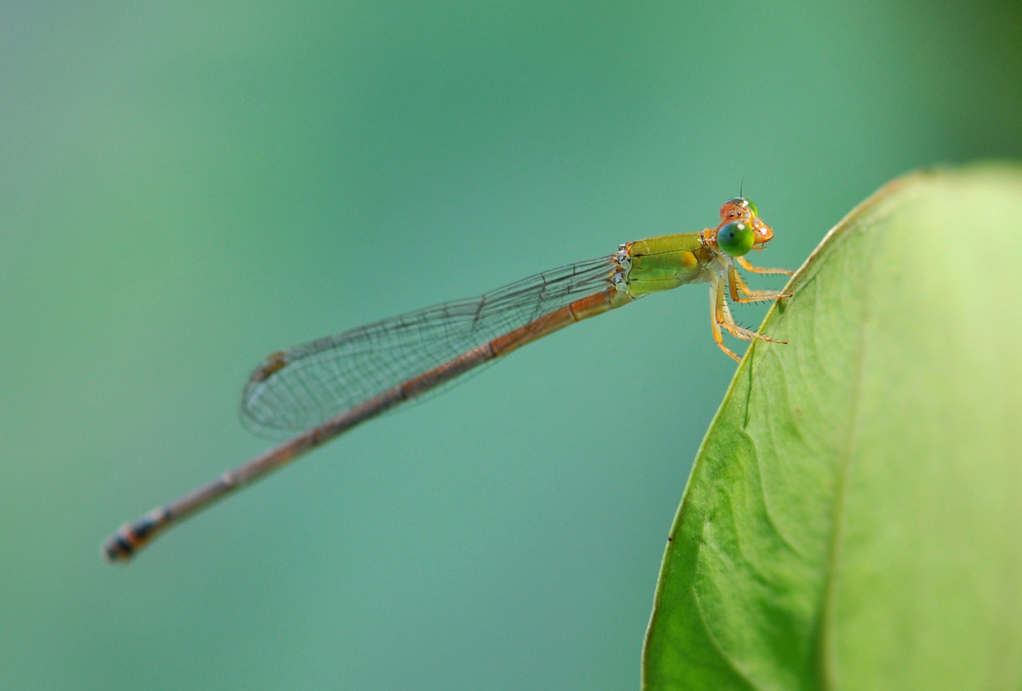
[717, 221, 755, 257]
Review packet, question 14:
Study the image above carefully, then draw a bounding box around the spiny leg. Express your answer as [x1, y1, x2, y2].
[722, 314, 787, 344]
[728, 265, 791, 304]
[736, 254, 793, 275]
[709, 276, 741, 362]
[713, 274, 788, 355]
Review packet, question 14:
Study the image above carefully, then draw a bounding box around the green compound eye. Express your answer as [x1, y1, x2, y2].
[745, 198, 758, 218]
[717, 221, 755, 257]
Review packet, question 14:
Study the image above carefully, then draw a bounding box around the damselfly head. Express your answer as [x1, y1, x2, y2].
[718, 197, 773, 247]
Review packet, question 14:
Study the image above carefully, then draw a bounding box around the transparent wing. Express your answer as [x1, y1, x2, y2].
[240, 255, 617, 435]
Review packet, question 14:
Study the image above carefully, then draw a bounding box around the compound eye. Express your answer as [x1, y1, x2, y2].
[745, 198, 758, 218]
[717, 221, 755, 257]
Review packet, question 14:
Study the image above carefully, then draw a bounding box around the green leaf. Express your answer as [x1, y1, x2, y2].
[642, 163, 1022, 690]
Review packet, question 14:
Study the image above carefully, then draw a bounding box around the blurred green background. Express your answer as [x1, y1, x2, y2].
[2, 2, 1020, 689]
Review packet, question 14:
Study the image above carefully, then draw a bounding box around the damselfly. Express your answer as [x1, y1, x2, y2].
[103, 197, 791, 561]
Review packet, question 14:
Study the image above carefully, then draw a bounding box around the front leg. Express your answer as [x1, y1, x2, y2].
[710, 275, 788, 363]
[736, 255, 793, 276]
[728, 265, 791, 304]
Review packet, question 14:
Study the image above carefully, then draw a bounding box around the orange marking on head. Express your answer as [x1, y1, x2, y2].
[752, 218, 774, 245]
[718, 198, 754, 224]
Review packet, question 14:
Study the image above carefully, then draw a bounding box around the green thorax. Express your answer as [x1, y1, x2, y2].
[623, 232, 716, 297]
